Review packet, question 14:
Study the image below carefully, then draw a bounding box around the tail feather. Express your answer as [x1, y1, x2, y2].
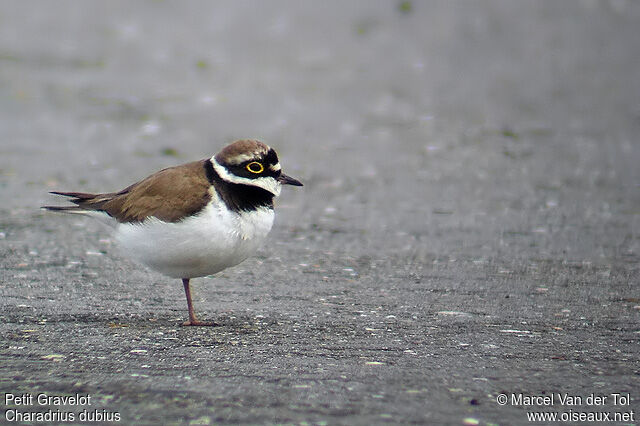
[42, 199, 117, 227]
[49, 191, 98, 201]
[42, 191, 116, 216]
[41, 205, 89, 214]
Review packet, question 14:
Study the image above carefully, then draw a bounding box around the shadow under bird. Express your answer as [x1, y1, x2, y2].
[43, 139, 303, 325]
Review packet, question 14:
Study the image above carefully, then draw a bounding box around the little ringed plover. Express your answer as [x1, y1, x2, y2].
[43, 139, 302, 326]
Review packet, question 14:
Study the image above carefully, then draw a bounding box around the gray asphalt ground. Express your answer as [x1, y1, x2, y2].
[1, 2, 639, 425]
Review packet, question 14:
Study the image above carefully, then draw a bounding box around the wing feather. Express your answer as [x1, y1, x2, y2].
[44, 160, 212, 223]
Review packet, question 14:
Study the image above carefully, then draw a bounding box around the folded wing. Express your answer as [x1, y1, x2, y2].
[43, 160, 213, 223]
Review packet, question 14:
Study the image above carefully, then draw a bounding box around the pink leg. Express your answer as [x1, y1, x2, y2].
[181, 278, 215, 326]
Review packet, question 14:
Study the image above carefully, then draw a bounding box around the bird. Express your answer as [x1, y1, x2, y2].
[43, 139, 302, 326]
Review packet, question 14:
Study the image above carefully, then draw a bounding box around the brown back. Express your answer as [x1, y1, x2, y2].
[80, 160, 212, 223]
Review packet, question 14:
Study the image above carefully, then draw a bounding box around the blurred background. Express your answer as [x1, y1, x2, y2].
[1, 1, 638, 264]
[2, 1, 638, 259]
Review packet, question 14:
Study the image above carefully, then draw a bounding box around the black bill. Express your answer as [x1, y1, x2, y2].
[278, 173, 303, 186]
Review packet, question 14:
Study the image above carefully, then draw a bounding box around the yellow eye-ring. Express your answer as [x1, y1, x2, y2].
[246, 161, 264, 174]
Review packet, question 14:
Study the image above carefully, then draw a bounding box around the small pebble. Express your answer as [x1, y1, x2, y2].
[41, 354, 65, 361]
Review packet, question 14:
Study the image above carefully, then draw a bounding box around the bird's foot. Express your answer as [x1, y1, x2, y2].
[182, 319, 217, 327]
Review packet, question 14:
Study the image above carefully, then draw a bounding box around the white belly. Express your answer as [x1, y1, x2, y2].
[114, 204, 274, 279]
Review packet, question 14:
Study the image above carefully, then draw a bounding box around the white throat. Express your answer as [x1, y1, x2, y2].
[211, 157, 282, 197]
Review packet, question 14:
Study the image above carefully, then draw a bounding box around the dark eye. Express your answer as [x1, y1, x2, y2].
[246, 161, 264, 174]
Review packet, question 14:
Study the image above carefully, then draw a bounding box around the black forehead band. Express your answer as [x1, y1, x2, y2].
[262, 148, 278, 165]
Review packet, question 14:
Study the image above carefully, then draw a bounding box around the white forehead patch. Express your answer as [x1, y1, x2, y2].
[212, 157, 282, 197]
[269, 163, 281, 172]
